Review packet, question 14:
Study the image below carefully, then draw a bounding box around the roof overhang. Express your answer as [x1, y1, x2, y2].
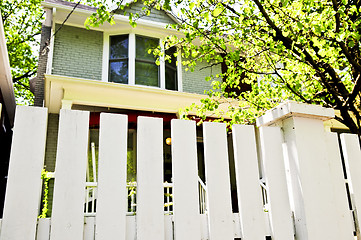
[44, 74, 236, 118]
[42, 0, 182, 37]
[0, 12, 16, 126]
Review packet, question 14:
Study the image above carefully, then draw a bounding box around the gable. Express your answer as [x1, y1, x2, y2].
[117, 1, 177, 25]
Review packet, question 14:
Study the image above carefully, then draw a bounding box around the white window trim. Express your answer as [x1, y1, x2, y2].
[102, 32, 182, 91]
[128, 33, 136, 86]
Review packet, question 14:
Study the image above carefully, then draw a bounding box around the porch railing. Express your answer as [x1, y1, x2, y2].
[84, 178, 208, 216]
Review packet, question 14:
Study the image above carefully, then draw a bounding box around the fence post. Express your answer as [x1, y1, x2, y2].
[257, 101, 354, 240]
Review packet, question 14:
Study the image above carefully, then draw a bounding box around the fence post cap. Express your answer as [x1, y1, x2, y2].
[256, 101, 335, 127]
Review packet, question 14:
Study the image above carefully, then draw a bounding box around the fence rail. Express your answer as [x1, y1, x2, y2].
[0, 103, 360, 240]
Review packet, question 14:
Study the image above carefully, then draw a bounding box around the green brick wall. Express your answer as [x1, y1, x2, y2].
[52, 25, 103, 80]
[182, 60, 222, 95]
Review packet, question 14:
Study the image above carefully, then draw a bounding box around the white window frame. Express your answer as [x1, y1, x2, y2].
[102, 32, 182, 91]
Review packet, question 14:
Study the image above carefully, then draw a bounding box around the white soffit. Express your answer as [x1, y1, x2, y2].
[0, 12, 16, 126]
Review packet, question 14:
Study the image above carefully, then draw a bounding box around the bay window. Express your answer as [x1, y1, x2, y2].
[108, 34, 179, 91]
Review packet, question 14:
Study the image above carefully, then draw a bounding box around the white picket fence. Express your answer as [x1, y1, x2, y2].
[0, 102, 361, 240]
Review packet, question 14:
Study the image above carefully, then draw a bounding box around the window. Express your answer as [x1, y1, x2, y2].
[108, 34, 179, 91]
[135, 36, 159, 87]
[165, 47, 177, 91]
[109, 35, 129, 84]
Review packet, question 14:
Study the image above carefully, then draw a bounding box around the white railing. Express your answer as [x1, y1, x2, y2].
[84, 182, 97, 216]
[84, 179, 208, 216]
[198, 177, 207, 214]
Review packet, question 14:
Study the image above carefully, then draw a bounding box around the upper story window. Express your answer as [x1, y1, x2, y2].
[108, 34, 178, 91]
[135, 36, 159, 87]
[109, 35, 129, 84]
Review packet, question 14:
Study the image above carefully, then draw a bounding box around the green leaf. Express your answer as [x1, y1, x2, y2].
[212, 6, 223, 17]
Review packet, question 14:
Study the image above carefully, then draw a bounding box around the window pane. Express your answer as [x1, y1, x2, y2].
[165, 67, 177, 90]
[110, 35, 128, 59]
[165, 47, 177, 66]
[136, 36, 158, 61]
[165, 47, 177, 90]
[109, 61, 128, 84]
[135, 61, 159, 87]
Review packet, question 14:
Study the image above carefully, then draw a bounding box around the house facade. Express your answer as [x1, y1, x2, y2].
[33, 0, 235, 215]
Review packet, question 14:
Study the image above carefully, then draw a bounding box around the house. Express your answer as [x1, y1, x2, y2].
[33, 0, 240, 215]
[0, 12, 16, 217]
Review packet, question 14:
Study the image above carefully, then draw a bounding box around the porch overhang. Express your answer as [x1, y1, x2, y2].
[44, 74, 235, 117]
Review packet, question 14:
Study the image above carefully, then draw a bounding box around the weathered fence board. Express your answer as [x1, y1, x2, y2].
[340, 133, 361, 231]
[258, 126, 294, 240]
[50, 109, 90, 240]
[136, 117, 164, 240]
[325, 132, 355, 239]
[36, 218, 50, 240]
[95, 113, 128, 240]
[171, 119, 201, 240]
[232, 124, 267, 240]
[0, 106, 48, 240]
[84, 217, 95, 240]
[203, 122, 234, 240]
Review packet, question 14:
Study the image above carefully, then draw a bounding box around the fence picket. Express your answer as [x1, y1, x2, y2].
[325, 133, 355, 239]
[232, 124, 267, 240]
[50, 109, 89, 240]
[258, 126, 294, 240]
[203, 122, 234, 240]
[136, 117, 164, 240]
[0, 106, 48, 240]
[340, 133, 361, 231]
[95, 113, 128, 239]
[36, 218, 50, 240]
[171, 119, 201, 240]
[84, 217, 95, 240]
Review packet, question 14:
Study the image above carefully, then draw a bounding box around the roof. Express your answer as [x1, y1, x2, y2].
[42, 0, 97, 11]
[0, 12, 16, 126]
[42, 0, 179, 24]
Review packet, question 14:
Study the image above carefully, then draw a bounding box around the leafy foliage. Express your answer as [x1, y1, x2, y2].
[91, 0, 361, 133]
[1, 0, 45, 105]
[39, 169, 51, 218]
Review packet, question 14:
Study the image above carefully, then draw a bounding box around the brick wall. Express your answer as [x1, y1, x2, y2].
[34, 25, 52, 107]
[51, 25, 103, 80]
[182, 60, 222, 94]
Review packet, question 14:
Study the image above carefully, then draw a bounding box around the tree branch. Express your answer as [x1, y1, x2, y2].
[12, 70, 36, 83]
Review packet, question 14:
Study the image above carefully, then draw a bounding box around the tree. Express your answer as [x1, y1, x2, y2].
[1, 0, 46, 105]
[90, 0, 361, 133]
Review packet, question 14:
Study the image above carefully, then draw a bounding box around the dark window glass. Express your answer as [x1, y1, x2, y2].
[165, 47, 177, 90]
[135, 61, 159, 87]
[109, 35, 129, 83]
[136, 36, 158, 61]
[110, 61, 128, 84]
[110, 35, 128, 59]
[135, 36, 159, 87]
